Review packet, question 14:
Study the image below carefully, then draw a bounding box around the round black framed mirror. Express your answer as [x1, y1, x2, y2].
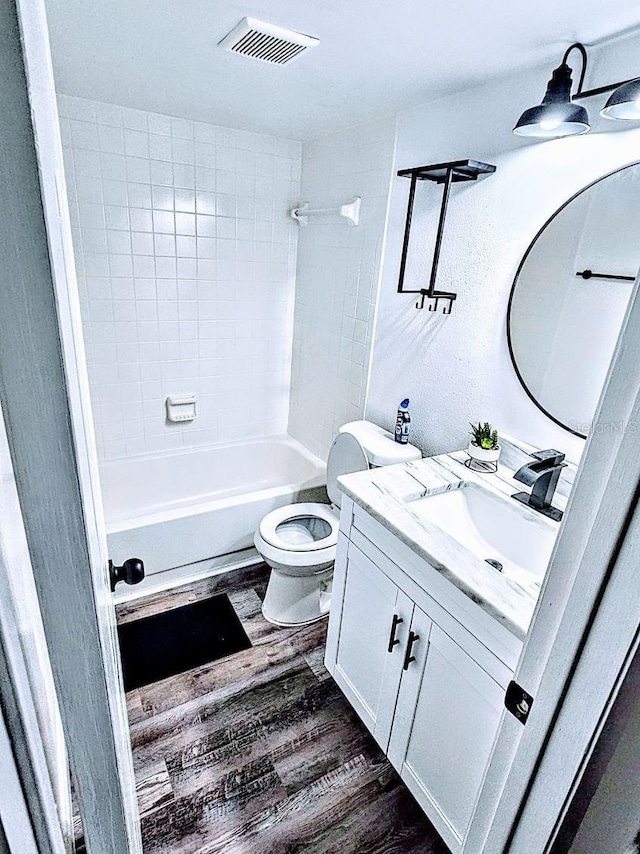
[507, 163, 640, 438]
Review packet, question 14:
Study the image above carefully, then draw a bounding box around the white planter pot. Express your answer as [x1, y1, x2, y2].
[468, 441, 501, 464]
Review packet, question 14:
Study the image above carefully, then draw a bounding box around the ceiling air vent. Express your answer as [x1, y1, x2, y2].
[219, 17, 319, 66]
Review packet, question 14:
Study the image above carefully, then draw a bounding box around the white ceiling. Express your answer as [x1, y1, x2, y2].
[45, 0, 640, 140]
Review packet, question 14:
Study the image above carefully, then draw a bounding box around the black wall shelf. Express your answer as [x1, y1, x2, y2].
[397, 159, 496, 313]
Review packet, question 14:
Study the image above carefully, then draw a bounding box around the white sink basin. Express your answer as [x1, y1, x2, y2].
[408, 483, 557, 588]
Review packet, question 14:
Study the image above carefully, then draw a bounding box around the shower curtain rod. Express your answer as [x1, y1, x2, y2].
[291, 196, 361, 227]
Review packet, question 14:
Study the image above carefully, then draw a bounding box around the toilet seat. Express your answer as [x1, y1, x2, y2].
[258, 502, 338, 552]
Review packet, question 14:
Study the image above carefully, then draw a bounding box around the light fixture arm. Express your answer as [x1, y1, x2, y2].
[563, 42, 636, 101]
[561, 43, 588, 96]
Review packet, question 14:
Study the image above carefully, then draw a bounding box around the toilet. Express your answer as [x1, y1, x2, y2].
[255, 420, 421, 626]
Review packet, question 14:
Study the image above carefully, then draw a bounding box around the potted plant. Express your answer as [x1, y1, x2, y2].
[468, 422, 501, 467]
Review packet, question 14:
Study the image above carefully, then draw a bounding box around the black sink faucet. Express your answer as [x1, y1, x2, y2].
[511, 449, 566, 521]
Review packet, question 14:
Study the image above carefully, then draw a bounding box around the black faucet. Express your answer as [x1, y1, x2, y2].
[511, 449, 566, 521]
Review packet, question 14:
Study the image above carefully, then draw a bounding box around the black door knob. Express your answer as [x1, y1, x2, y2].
[109, 558, 145, 592]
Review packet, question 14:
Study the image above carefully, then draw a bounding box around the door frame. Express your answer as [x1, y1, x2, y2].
[7, 0, 640, 847]
[0, 399, 69, 854]
[1, 0, 141, 849]
[466, 268, 640, 852]
[0, 702, 40, 854]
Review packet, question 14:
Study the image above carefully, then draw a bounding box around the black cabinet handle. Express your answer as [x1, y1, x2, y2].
[109, 558, 145, 592]
[403, 631, 420, 670]
[387, 614, 403, 653]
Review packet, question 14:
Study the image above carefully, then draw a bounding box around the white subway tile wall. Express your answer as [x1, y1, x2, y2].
[58, 95, 301, 460]
[288, 117, 397, 459]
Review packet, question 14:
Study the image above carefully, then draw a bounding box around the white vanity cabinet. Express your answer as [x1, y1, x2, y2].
[326, 500, 519, 854]
[328, 534, 414, 750]
[388, 618, 505, 848]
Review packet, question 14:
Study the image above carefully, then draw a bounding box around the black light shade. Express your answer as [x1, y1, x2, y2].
[601, 77, 640, 120]
[514, 63, 590, 138]
[513, 101, 590, 138]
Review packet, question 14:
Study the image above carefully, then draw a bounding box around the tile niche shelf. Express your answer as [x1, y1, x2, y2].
[397, 159, 496, 314]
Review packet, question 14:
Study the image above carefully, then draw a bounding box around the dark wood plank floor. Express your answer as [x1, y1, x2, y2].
[85, 565, 449, 853]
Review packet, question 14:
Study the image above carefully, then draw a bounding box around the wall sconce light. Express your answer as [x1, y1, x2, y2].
[601, 78, 640, 120]
[513, 42, 640, 139]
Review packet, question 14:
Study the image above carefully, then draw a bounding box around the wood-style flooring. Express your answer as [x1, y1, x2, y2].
[79, 564, 449, 853]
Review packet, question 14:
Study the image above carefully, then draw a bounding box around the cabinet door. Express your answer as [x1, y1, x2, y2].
[332, 543, 413, 751]
[389, 620, 504, 853]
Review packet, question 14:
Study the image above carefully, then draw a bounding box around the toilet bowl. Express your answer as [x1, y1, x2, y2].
[255, 503, 338, 626]
[255, 421, 421, 627]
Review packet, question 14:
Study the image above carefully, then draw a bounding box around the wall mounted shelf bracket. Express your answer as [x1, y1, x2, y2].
[397, 159, 496, 313]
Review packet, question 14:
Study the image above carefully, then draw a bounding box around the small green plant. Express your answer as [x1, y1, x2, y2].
[469, 422, 499, 450]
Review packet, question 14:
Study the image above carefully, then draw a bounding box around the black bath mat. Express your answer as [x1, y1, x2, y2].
[118, 594, 252, 691]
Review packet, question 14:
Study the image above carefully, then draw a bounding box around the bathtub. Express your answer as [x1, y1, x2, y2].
[101, 435, 326, 579]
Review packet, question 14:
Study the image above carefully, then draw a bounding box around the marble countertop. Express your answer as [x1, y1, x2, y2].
[338, 436, 577, 640]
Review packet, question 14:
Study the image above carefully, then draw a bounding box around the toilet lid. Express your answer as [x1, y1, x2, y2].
[326, 432, 369, 508]
[259, 502, 339, 552]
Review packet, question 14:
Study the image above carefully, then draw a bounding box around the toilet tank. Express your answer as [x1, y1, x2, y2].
[339, 420, 421, 467]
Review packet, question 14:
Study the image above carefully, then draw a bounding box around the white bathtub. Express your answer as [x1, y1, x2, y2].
[101, 436, 326, 578]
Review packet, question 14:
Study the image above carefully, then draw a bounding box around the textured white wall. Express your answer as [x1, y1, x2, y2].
[288, 117, 396, 460]
[58, 95, 301, 460]
[366, 32, 640, 464]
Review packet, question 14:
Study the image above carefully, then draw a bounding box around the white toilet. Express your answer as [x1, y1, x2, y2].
[255, 420, 421, 626]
